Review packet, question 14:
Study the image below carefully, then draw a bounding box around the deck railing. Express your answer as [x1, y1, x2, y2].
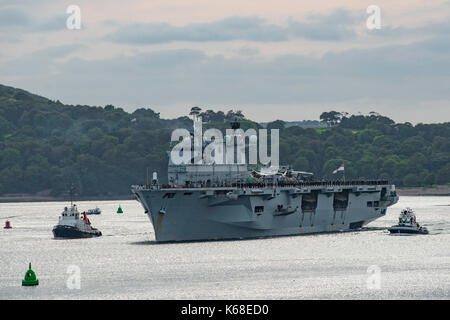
[132, 179, 391, 191]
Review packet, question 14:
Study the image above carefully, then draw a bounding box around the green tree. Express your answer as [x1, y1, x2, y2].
[320, 111, 342, 127]
[0, 148, 22, 169]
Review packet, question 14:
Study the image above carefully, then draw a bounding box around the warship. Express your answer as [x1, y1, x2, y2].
[132, 115, 399, 242]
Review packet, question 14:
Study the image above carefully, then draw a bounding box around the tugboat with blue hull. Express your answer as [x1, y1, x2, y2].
[86, 207, 101, 215]
[388, 208, 428, 235]
[52, 204, 102, 239]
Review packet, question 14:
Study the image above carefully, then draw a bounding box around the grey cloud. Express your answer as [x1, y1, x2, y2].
[0, 6, 67, 33]
[1, 44, 87, 76]
[3, 36, 448, 117]
[32, 44, 87, 58]
[0, 7, 32, 27]
[288, 8, 360, 41]
[288, 20, 355, 41]
[106, 16, 287, 44]
[305, 8, 360, 25]
[100, 19, 122, 27]
[2, 18, 450, 123]
[34, 15, 68, 32]
[106, 10, 358, 45]
[364, 16, 450, 40]
[237, 47, 260, 56]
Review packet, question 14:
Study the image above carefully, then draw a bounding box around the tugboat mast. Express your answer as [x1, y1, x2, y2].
[69, 184, 76, 206]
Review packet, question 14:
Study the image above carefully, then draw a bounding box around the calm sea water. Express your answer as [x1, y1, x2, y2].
[0, 196, 449, 299]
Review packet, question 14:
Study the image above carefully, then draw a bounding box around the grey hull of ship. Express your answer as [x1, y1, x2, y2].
[133, 185, 398, 242]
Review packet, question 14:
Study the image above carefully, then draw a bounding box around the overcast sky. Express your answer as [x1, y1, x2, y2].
[1, 0, 449, 123]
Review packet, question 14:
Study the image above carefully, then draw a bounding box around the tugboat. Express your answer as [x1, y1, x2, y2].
[52, 204, 102, 239]
[86, 206, 101, 215]
[388, 208, 428, 235]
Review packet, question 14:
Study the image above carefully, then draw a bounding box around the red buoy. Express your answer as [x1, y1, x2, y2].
[4, 220, 12, 229]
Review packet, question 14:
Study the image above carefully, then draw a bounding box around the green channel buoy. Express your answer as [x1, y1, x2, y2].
[117, 205, 123, 214]
[22, 263, 39, 286]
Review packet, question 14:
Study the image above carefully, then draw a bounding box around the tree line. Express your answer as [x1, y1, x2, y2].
[0, 84, 449, 197]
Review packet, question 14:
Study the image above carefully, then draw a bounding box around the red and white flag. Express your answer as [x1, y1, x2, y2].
[333, 164, 344, 174]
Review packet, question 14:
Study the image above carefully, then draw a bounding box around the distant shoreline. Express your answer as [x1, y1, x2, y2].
[397, 185, 450, 196]
[0, 194, 133, 203]
[0, 185, 449, 203]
